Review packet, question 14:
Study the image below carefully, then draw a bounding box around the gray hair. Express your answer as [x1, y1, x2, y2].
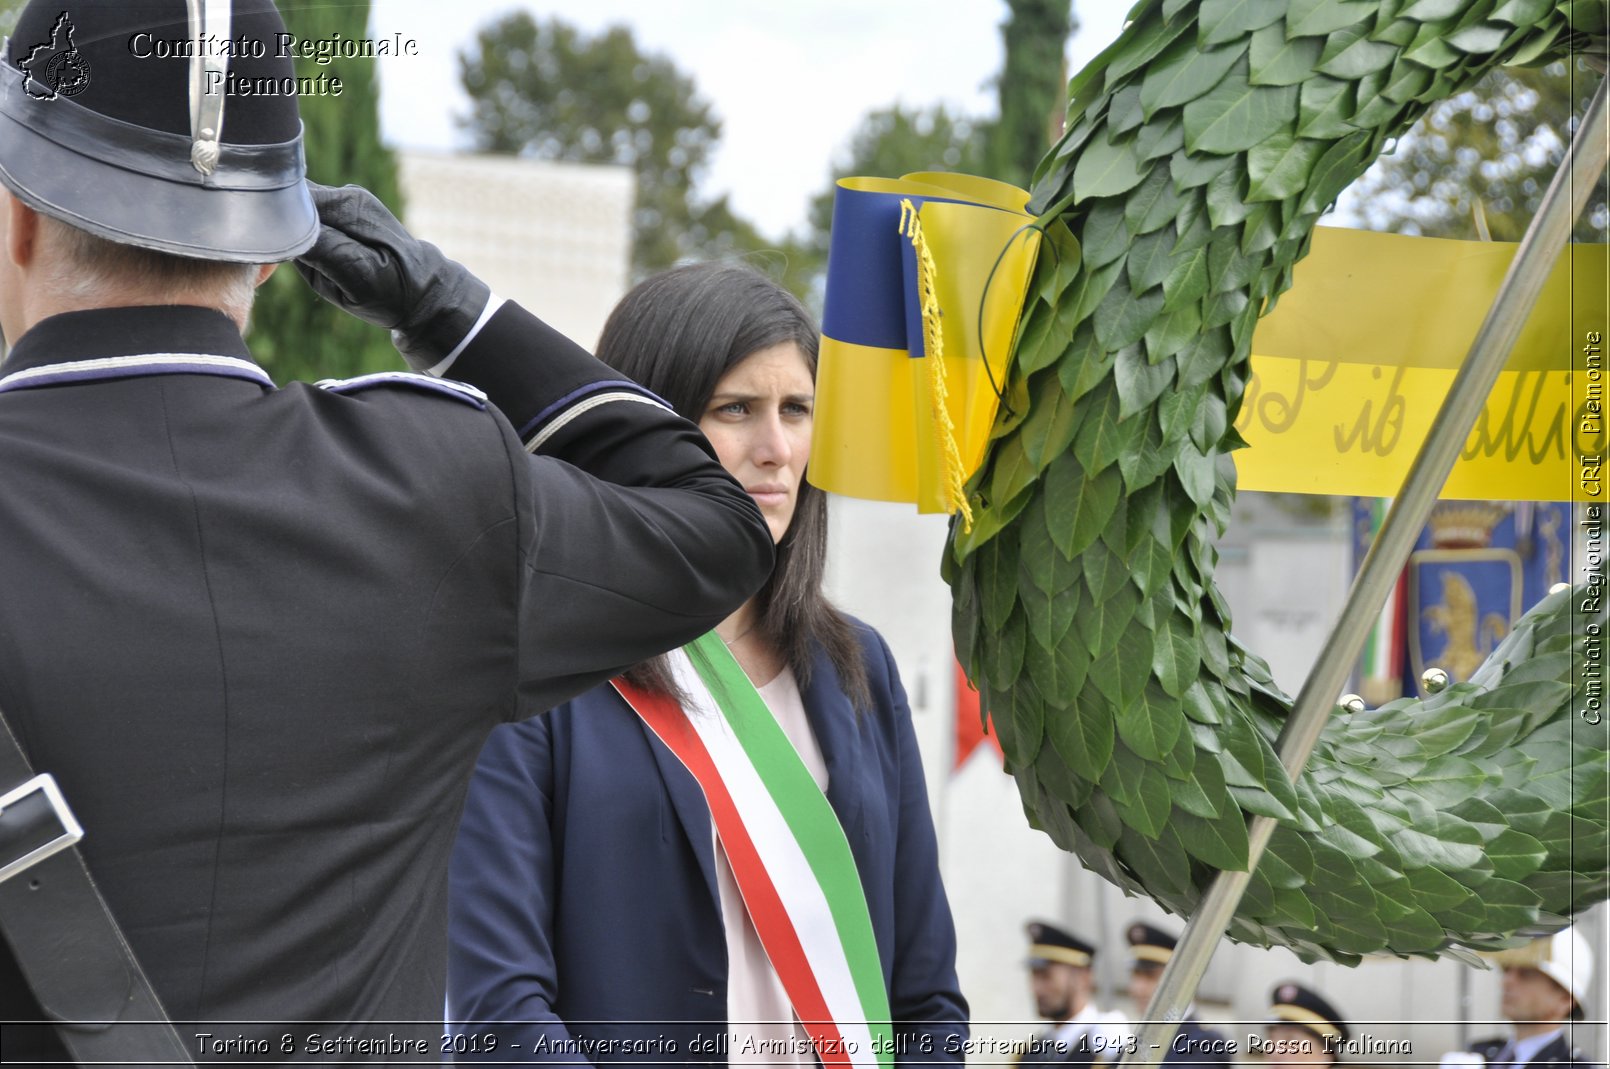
[38, 215, 261, 323]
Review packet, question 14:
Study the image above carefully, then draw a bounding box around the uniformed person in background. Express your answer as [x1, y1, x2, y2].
[1022, 920, 1131, 1067]
[1259, 982, 1349, 1068]
[0, 0, 771, 1062]
[1467, 927, 1601, 1069]
[1124, 922, 1232, 1069]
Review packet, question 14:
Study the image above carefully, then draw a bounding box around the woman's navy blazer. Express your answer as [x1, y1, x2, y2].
[448, 623, 969, 1065]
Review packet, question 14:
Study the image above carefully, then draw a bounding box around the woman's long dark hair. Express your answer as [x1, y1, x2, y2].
[601, 262, 869, 709]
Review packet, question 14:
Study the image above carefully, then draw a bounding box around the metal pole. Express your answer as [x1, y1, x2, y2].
[1122, 74, 1610, 1069]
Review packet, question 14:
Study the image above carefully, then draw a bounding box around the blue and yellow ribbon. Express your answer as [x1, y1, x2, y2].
[812, 173, 1042, 519]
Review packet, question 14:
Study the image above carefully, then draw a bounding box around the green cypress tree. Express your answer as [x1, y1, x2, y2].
[987, 0, 1076, 190]
[249, 0, 401, 383]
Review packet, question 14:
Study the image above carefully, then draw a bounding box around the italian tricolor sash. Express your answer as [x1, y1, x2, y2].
[612, 632, 894, 1069]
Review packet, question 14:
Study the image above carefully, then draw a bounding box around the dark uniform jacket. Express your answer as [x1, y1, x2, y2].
[1472, 1032, 1603, 1069]
[0, 301, 772, 1063]
[447, 624, 968, 1065]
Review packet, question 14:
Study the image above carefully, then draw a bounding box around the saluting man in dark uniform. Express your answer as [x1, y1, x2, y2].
[1123, 922, 1232, 1069]
[1468, 927, 1601, 1069]
[0, 0, 771, 1063]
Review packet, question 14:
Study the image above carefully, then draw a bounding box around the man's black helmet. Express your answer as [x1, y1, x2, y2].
[0, 0, 316, 262]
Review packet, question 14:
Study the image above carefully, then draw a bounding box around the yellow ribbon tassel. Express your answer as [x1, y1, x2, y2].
[898, 199, 974, 531]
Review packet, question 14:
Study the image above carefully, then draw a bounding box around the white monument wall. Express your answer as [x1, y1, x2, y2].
[398, 151, 634, 351]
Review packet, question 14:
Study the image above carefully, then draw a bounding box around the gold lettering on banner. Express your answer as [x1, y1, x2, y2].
[1334, 365, 1407, 457]
[1237, 358, 1336, 434]
[1461, 370, 1567, 464]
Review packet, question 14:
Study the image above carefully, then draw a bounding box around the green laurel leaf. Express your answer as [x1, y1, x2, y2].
[1115, 681, 1184, 762]
[1174, 808, 1252, 869]
[1103, 7, 1195, 86]
[1184, 62, 1301, 154]
[1018, 494, 1080, 596]
[1045, 454, 1123, 560]
[1199, 0, 1288, 46]
[1247, 132, 1327, 201]
[1128, 229, 1179, 292]
[1034, 743, 1095, 808]
[986, 606, 1030, 693]
[1152, 613, 1203, 698]
[1400, 755, 1489, 808]
[1074, 579, 1140, 657]
[1106, 749, 1174, 837]
[1095, 276, 1167, 350]
[1401, 0, 1468, 17]
[1490, 0, 1552, 22]
[1486, 827, 1550, 881]
[1116, 344, 1178, 416]
[1161, 243, 1213, 307]
[1317, 25, 1401, 76]
[1018, 386, 1081, 470]
[1071, 386, 1138, 474]
[1082, 539, 1133, 602]
[1295, 74, 1355, 137]
[1136, 116, 1188, 160]
[994, 673, 1043, 770]
[1124, 164, 1187, 236]
[988, 437, 1036, 517]
[977, 533, 1020, 632]
[1049, 692, 1116, 782]
[1013, 302, 1074, 377]
[1139, 38, 1245, 118]
[1073, 128, 1149, 202]
[1445, 24, 1512, 52]
[1391, 809, 1487, 871]
[1118, 824, 1194, 897]
[1167, 749, 1225, 818]
[1026, 634, 1090, 719]
[1286, 0, 1376, 36]
[1249, 21, 1326, 84]
[1144, 305, 1205, 364]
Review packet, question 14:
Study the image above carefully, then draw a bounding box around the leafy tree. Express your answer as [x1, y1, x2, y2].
[250, 0, 402, 383]
[987, 0, 1076, 190]
[458, 13, 747, 276]
[1344, 60, 1605, 242]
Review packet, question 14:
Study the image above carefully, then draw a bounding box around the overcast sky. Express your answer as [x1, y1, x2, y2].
[370, 2, 1131, 240]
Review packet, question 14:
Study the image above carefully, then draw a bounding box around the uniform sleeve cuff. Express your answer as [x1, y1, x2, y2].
[437, 300, 670, 448]
[427, 293, 506, 378]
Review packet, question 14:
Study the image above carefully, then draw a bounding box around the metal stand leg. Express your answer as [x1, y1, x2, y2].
[1122, 74, 1610, 1069]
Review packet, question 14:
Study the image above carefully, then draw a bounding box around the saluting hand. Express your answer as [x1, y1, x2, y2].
[294, 181, 491, 371]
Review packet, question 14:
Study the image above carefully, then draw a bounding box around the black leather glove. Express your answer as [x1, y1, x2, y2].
[294, 181, 492, 371]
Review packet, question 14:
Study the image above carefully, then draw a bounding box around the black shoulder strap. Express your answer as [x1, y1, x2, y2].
[0, 709, 196, 1065]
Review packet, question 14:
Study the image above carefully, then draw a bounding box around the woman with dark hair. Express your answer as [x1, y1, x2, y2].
[447, 262, 969, 1067]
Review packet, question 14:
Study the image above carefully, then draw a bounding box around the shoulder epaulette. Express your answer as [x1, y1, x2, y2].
[315, 371, 488, 410]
